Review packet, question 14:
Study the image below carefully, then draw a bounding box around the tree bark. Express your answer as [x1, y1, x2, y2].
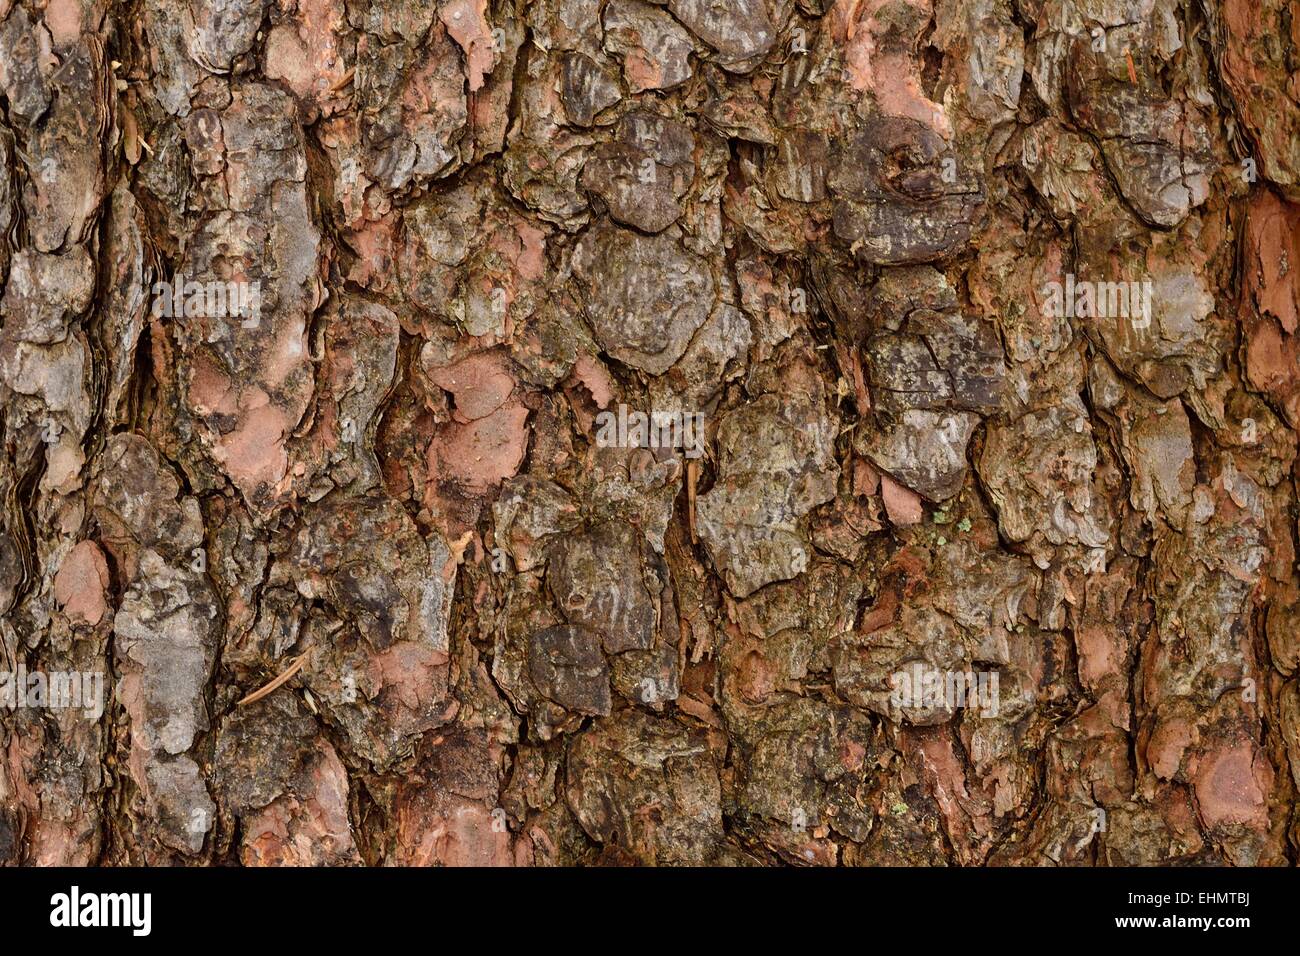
[1, 0, 1298, 866]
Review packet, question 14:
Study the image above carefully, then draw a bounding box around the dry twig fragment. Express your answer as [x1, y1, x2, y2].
[237, 654, 309, 707]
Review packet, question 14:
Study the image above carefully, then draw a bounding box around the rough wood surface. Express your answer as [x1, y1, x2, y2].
[1, 0, 1298, 866]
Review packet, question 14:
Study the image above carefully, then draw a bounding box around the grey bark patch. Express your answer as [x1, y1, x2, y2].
[528, 624, 612, 715]
[573, 221, 714, 374]
[829, 117, 982, 265]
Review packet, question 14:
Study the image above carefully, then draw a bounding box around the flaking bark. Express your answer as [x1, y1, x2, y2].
[1, 0, 1298, 866]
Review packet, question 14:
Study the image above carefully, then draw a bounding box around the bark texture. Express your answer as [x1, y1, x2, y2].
[1, 0, 1299, 866]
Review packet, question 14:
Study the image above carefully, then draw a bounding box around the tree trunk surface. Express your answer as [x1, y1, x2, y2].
[1, 0, 1298, 866]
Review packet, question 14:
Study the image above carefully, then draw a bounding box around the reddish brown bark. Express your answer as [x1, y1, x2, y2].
[1, 0, 1298, 866]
